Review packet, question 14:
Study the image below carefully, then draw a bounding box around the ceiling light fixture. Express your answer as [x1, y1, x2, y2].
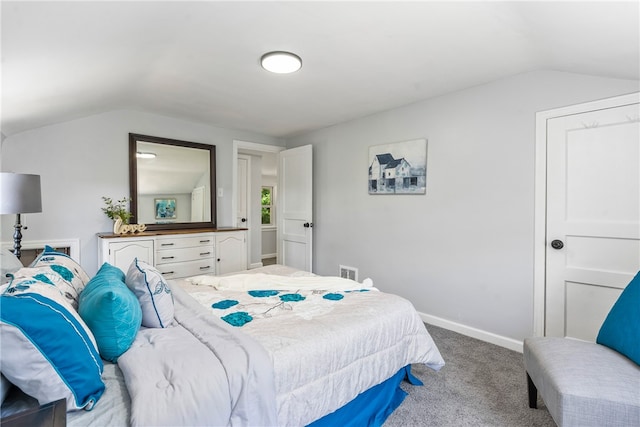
[261, 51, 302, 74]
[136, 152, 156, 159]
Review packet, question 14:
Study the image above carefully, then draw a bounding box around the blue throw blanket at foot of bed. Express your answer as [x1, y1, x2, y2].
[307, 365, 421, 427]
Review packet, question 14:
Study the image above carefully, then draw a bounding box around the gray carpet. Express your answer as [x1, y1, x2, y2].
[384, 324, 556, 427]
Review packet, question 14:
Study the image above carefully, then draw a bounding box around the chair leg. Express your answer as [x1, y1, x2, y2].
[527, 372, 538, 409]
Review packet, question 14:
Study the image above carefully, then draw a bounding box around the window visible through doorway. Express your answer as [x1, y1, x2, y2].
[262, 186, 274, 225]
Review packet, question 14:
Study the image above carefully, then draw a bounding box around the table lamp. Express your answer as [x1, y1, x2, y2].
[0, 173, 42, 259]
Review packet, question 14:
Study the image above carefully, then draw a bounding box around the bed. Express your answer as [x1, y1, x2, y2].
[1, 248, 444, 426]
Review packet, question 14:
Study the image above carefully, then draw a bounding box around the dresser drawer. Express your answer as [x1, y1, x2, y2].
[155, 235, 214, 250]
[155, 259, 215, 280]
[155, 246, 214, 265]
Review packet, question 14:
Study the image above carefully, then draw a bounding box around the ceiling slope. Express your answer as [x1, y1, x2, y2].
[1, 1, 638, 138]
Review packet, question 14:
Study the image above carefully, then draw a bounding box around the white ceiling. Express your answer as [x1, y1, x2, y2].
[2, 1, 639, 139]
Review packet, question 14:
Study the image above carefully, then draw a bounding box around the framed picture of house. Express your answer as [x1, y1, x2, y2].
[155, 198, 177, 219]
[368, 139, 427, 194]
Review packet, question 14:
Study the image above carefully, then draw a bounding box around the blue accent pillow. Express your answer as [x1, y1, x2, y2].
[79, 263, 142, 362]
[0, 281, 105, 411]
[596, 271, 640, 365]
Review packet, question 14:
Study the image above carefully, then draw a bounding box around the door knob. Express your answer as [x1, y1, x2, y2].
[303, 222, 313, 228]
[241, 218, 246, 223]
[551, 239, 564, 250]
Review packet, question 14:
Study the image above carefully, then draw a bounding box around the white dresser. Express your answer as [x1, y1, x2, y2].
[98, 229, 247, 279]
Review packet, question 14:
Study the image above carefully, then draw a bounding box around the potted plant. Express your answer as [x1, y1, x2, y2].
[102, 196, 132, 232]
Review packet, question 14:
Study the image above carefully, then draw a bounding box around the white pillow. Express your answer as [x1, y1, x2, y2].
[1, 250, 23, 285]
[0, 281, 105, 411]
[125, 258, 175, 328]
[29, 245, 90, 307]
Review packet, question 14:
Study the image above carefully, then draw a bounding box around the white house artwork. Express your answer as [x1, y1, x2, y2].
[368, 139, 427, 194]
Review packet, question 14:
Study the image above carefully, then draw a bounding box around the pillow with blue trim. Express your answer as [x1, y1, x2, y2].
[79, 263, 142, 362]
[596, 271, 640, 365]
[125, 258, 174, 328]
[29, 245, 90, 308]
[0, 281, 105, 411]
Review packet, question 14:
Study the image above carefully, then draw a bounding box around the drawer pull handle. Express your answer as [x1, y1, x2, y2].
[200, 240, 211, 243]
[200, 266, 211, 270]
[200, 252, 211, 256]
[161, 271, 175, 275]
[161, 243, 175, 247]
[162, 256, 175, 260]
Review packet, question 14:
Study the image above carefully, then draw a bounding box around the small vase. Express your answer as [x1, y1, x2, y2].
[113, 218, 123, 234]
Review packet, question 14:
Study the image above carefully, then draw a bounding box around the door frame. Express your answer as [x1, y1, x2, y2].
[237, 153, 251, 268]
[533, 92, 640, 337]
[232, 140, 285, 267]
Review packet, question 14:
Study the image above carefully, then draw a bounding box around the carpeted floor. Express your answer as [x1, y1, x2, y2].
[384, 324, 556, 427]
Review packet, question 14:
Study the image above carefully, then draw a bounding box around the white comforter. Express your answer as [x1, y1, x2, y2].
[117, 284, 277, 427]
[181, 272, 445, 426]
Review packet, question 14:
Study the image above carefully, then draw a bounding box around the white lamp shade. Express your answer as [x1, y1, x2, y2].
[0, 173, 42, 214]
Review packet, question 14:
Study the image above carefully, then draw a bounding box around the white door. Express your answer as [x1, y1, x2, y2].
[237, 155, 249, 227]
[191, 186, 204, 222]
[278, 145, 313, 272]
[544, 95, 640, 341]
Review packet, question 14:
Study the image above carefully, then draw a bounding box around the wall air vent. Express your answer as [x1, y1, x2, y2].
[339, 265, 358, 282]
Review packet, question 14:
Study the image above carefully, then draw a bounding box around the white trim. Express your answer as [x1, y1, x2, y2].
[261, 253, 277, 259]
[533, 92, 640, 338]
[419, 311, 524, 353]
[2, 239, 81, 264]
[249, 262, 264, 269]
[238, 154, 252, 271]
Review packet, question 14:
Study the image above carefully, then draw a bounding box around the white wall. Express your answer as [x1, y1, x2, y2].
[286, 70, 639, 345]
[0, 109, 284, 275]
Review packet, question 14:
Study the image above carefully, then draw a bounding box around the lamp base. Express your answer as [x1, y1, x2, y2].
[12, 213, 23, 259]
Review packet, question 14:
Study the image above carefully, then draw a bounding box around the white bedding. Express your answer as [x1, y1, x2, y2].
[68, 283, 277, 427]
[64, 266, 445, 427]
[180, 269, 445, 426]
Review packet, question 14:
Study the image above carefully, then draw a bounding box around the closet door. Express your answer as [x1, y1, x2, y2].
[544, 96, 640, 340]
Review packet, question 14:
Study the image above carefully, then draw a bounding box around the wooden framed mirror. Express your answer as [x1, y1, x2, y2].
[129, 133, 216, 230]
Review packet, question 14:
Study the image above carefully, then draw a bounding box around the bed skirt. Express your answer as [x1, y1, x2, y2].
[307, 365, 421, 427]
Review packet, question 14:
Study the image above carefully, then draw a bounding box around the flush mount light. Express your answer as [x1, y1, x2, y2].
[261, 51, 302, 74]
[136, 151, 156, 159]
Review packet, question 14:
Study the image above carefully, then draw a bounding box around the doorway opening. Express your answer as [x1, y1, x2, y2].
[232, 141, 284, 269]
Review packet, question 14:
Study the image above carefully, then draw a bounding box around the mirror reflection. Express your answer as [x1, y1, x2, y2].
[129, 134, 216, 230]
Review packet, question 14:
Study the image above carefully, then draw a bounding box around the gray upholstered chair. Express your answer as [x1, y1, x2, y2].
[524, 337, 640, 426]
[524, 272, 640, 426]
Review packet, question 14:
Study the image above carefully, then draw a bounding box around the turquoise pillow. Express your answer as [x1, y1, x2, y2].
[596, 271, 640, 365]
[79, 263, 142, 362]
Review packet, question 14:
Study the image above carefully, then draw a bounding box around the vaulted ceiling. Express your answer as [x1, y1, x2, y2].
[2, 1, 638, 138]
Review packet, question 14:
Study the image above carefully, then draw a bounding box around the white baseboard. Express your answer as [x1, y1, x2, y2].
[261, 253, 277, 260]
[418, 311, 524, 353]
[249, 262, 264, 269]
